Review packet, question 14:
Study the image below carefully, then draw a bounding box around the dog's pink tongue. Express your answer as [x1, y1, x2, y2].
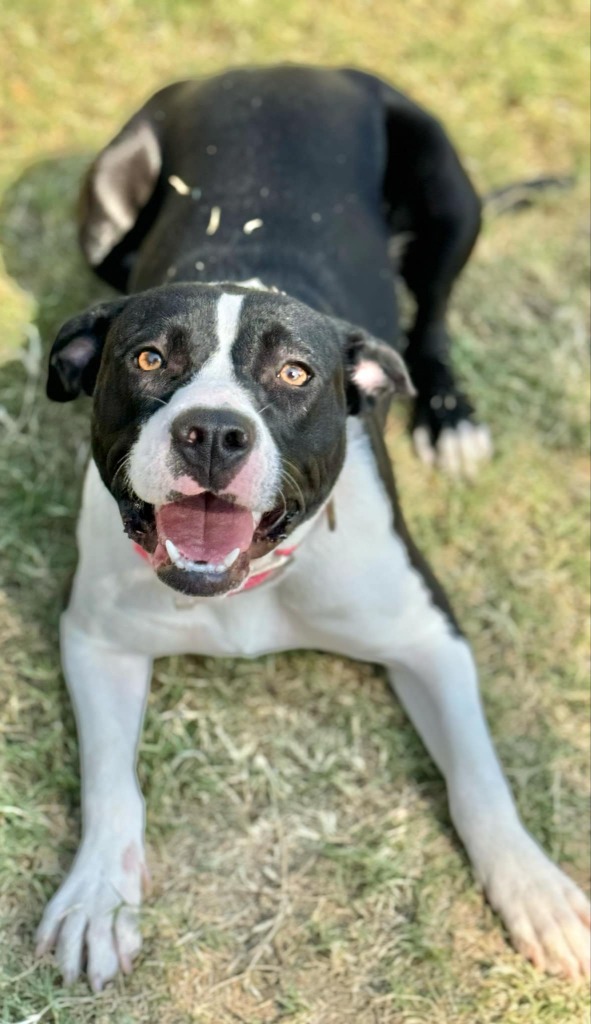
[156, 494, 254, 562]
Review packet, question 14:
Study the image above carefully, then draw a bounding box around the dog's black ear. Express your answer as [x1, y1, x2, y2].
[336, 321, 416, 414]
[46, 297, 128, 402]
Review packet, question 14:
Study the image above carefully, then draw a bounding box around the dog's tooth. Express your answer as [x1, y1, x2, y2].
[223, 547, 241, 569]
[165, 539, 182, 566]
[165, 540, 237, 575]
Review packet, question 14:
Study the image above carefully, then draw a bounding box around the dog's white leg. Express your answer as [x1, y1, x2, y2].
[36, 611, 152, 990]
[389, 628, 590, 979]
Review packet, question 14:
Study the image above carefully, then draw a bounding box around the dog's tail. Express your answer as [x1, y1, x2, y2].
[483, 175, 575, 215]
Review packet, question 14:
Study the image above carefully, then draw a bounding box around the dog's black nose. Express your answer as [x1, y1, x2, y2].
[171, 407, 256, 489]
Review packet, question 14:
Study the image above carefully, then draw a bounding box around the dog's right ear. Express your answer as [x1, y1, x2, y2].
[46, 297, 128, 402]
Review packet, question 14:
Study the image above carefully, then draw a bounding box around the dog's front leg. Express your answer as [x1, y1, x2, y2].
[36, 612, 152, 990]
[389, 632, 590, 979]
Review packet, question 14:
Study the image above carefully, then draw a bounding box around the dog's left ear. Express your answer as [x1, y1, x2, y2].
[336, 321, 416, 413]
[46, 297, 129, 402]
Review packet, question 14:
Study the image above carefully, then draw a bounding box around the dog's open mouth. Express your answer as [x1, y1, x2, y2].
[154, 493, 256, 573]
[148, 493, 256, 595]
[125, 491, 297, 597]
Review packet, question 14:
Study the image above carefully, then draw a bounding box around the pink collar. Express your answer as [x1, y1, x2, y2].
[234, 544, 297, 591]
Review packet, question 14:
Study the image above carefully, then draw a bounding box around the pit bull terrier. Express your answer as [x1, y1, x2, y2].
[36, 66, 590, 989]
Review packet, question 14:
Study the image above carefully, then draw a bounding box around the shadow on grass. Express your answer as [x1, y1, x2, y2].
[0, 153, 113, 611]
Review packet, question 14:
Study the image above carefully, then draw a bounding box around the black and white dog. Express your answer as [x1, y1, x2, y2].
[37, 67, 589, 989]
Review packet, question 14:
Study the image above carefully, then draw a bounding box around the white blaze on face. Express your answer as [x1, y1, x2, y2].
[215, 291, 244, 364]
[126, 291, 281, 511]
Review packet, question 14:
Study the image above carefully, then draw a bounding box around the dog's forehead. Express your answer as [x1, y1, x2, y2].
[113, 283, 221, 339]
[238, 288, 338, 350]
[111, 283, 337, 355]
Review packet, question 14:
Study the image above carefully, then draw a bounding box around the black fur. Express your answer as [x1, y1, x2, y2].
[78, 66, 483, 442]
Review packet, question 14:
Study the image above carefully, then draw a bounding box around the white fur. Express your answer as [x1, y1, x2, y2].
[235, 277, 270, 291]
[351, 358, 388, 394]
[127, 292, 281, 511]
[413, 421, 493, 479]
[35, 616, 152, 991]
[215, 291, 244, 353]
[39, 418, 590, 985]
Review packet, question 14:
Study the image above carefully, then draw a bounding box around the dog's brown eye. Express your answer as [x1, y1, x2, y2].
[278, 363, 311, 387]
[136, 349, 163, 372]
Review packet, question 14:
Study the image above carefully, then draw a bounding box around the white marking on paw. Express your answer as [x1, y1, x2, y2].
[437, 426, 464, 477]
[412, 425, 436, 467]
[36, 839, 147, 988]
[413, 421, 493, 479]
[482, 829, 591, 980]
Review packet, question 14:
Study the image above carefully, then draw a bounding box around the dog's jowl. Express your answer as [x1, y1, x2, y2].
[37, 66, 589, 989]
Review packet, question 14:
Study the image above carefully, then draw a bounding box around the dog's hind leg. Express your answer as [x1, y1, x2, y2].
[35, 613, 152, 990]
[387, 622, 590, 979]
[380, 85, 491, 477]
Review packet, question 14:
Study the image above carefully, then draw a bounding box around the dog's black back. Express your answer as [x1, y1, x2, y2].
[81, 65, 482, 445]
[87, 67, 406, 339]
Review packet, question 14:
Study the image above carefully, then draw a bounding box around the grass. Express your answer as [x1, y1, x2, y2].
[0, 1, 589, 1021]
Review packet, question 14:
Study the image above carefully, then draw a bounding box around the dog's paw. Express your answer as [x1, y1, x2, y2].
[413, 419, 493, 479]
[482, 831, 590, 980]
[407, 352, 492, 479]
[35, 839, 149, 990]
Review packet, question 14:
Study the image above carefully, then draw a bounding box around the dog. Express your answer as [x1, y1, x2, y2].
[36, 66, 590, 989]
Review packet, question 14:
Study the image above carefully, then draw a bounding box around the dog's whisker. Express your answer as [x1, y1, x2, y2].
[282, 459, 307, 510]
[280, 467, 306, 515]
[111, 453, 133, 492]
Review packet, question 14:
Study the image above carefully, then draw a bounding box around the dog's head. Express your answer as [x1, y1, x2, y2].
[47, 283, 413, 596]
